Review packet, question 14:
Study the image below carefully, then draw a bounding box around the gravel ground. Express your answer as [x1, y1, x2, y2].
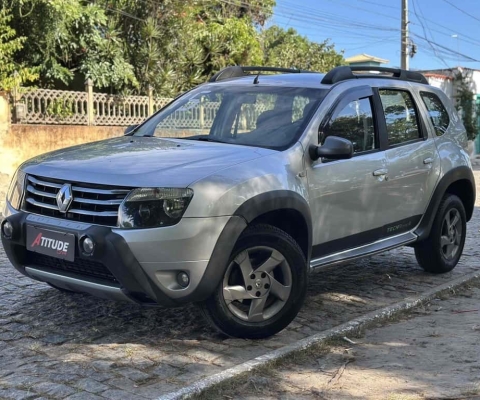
[209, 283, 480, 400]
[0, 171, 479, 399]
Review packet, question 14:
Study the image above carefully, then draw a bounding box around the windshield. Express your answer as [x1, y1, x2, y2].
[133, 84, 327, 150]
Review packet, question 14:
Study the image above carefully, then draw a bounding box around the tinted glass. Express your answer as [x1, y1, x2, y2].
[379, 90, 421, 146]
[421, 91, 450, 136]
[133, 85, 326, 150]
[322, 97, 376, 154]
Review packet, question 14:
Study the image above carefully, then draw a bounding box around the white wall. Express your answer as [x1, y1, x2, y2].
[426, 76, 454, 98]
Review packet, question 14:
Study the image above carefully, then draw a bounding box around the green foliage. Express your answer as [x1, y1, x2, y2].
[1, 0, 344, 96]
[0, 9, 38, 91]
[454, 72, 478, 140]
[4, 0, 137, 89]
[261, 26, 344, 72]
[46, 97, 74, 120]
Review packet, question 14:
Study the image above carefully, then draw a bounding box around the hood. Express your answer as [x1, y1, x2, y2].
[21, 136, 274, 187]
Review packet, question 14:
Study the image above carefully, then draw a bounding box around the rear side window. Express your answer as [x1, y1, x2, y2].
[420, 92, 450, 136]
[379, 89, 421, 146]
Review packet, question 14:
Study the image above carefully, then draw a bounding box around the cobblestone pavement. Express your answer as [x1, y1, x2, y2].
[0, 172, 479, 400]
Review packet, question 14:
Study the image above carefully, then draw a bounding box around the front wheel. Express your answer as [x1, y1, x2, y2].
[415, 194, 466, 274]
[201, 224, 308, 339]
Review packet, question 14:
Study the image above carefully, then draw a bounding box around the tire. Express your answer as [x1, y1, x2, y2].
[415, 194, 466, 274]
[46, 282, 79, 293]
[201, 224, 308, 339]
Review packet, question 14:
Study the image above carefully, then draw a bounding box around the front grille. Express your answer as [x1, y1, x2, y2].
[26, 252, 118, 283]
[24, 175, 131, 226]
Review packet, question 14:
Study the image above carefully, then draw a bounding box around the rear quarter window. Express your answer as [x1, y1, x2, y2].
[420, 92, 450, 136]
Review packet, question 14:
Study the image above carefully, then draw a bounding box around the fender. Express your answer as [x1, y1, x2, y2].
[415, 166, 475, 241]
[234, 190, 313, 260]
[183, 191, 313, 303]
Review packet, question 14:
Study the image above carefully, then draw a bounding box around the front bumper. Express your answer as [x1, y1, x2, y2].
[1, 205, 243, 306]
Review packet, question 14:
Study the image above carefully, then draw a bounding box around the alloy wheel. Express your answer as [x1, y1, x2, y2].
[222, 246, 292, 322]
[440, 208, 463, 260]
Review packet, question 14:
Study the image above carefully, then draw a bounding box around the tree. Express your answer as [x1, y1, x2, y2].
[0, 9, 37, 91]
[454, 71, 478, 141]
[3, 0, 137, 91]
[1, 0, 345, 96]
[261, 26, 344, 72]
[100, 0, 266, 95]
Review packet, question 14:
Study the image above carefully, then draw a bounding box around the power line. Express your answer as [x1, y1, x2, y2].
[441, 0, 480, 24]
[100, 0, 480, 66]
[408, 11, 480, 49]
[410, 0, 450, 68]
[356, 0, 397, 10]
[411, 33, 480, 62]
[218, 0, 400, 33]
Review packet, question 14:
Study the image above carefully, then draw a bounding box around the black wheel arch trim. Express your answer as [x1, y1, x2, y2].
[187, 191, 313, 303]
[415, 165, 475, 241]
[233, 190, 313, 259]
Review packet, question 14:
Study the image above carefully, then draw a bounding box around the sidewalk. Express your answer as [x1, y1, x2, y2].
[206, 283, 480, 400]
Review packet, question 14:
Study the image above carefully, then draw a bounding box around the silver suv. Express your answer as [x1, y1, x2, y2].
[2, 66, 475, 338]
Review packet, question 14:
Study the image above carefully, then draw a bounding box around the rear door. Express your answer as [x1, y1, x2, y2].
[378, 88, 441, 231]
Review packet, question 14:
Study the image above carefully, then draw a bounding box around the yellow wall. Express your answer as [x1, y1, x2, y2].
[0, 123, 125, 214]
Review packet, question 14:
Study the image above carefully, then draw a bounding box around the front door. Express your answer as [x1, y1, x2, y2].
[307, 86, 390, 257]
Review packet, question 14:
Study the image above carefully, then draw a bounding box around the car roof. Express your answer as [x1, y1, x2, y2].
[208, 66, 430, 89]
[213, 73, 330, 89]
[211, 72, 432, 91]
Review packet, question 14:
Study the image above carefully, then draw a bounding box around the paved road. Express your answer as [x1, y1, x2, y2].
[1, 172, 479, 400]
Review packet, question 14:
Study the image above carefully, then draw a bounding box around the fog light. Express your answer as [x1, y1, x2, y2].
[81, 237, 95, 254]
[2, 221, 13, 238]
[177, 272, 190, 288]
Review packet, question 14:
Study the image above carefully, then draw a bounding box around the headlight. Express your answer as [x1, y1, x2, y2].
[118, 188, 193, 229]
[6, 169, 26, 210]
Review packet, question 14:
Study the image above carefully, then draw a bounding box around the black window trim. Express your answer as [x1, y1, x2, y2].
[419, 90, 451, 137]
[319, 85, 381, 159]
[376, 87, 428, 150]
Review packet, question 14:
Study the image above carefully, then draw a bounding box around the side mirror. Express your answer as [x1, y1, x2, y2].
[310, 136, 353, 161]
[124, 125, 138, 135]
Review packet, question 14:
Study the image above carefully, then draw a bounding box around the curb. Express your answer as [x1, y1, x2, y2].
[159, 270, 480, 400]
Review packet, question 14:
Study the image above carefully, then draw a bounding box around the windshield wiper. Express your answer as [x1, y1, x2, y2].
[182, 135, 228, 143]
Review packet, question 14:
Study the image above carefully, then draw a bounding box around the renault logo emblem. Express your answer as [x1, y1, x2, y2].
[56, 184, 73, 213]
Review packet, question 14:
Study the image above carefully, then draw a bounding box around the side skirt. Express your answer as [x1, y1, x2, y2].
[310, 231, 417, 270]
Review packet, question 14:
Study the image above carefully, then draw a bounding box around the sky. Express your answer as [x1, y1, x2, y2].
[271, 0, 480, 71]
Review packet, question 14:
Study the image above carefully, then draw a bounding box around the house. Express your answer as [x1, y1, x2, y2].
[419, 67, 480, 154]
[345, 54, 389, 68]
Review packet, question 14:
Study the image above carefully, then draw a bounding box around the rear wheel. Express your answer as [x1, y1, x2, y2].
[415, 194, 466, 274]
[201, 224, 308, 339]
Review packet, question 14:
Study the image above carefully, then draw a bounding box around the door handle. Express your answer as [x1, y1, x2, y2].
[423, 157, 433, 165]
[373, 169, 388, 176]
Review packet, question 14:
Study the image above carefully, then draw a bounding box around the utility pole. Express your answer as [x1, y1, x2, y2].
[401, 0, 409, 70]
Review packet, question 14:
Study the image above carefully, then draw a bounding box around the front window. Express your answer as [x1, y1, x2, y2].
[133, 85, 327, 150]
[322, 97, 377, 154]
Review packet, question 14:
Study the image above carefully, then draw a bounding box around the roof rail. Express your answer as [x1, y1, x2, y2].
[321, 66, 428, 85]
[209, 66, 311, 82]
